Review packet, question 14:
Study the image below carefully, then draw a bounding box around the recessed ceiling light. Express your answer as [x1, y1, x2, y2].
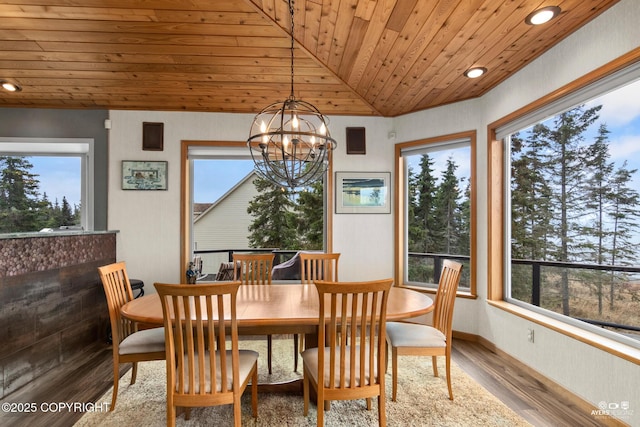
[525, 6, 561, 25]
[464, 67, 487, 79]
[1, 80, 22, 92]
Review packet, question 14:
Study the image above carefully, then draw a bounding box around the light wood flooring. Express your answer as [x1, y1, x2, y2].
[0, 338, 617, 427]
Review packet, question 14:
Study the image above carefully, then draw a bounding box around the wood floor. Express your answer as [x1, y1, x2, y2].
[0, 338, 616, 427]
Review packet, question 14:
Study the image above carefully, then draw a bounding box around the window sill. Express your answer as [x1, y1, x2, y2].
[488, 300, 640, 365]
[400, 283, 477, 299]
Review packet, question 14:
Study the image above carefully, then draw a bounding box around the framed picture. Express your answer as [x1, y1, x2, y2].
[122, 160, 168, 190]
[335, 171, 391, 214]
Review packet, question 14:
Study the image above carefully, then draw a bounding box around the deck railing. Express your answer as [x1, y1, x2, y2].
[409, 252, 640, 335]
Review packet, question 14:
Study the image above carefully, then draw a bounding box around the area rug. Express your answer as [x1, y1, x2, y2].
[75, 337, 531, 426]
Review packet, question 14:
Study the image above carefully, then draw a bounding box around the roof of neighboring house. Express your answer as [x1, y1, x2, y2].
[193, 203, 213, 219]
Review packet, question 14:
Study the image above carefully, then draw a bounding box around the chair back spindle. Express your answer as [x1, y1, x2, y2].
[300, 252, 340, 283]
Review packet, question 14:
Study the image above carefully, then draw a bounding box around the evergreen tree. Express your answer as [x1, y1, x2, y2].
[607, 161, 640, 309]
[544, 105, 601, 315]
[295, 180, 324, 249]
[247, 177, 298, 249]
[413, 154, 438, 253]
[431, 157, 462, 254]
[0, 156, 47, 233]
[510, 129, 555, 260]
[580, 124, 615, 313]
[458, 182, 471, 256]
[60, 196, 75, 226]
[406, 165, 422, 251]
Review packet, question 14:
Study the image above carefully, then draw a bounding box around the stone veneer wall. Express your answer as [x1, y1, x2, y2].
[0, 232, 116, 398]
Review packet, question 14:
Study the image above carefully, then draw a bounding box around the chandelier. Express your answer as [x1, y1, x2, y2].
[247, 0, 336, 191]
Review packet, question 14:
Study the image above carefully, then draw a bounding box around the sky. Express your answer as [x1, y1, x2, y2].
[28, 156, 81, 207]
[23, 79, 640, 208]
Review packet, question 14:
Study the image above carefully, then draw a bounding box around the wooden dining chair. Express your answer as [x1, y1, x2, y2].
[296, 252, 340, 371]
[154, 281, 258, 427]
[232, 252, 277, 374]
[385, 259, 463, 401]
[302, 278, 393, 427]
[98, 262, 166, 411]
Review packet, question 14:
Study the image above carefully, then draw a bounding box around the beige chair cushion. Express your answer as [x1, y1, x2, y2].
[176, 350, 259, 393]
[119, 327, 165, 355]
[301, 346, 379, 388]
[386, 321, 446, 348]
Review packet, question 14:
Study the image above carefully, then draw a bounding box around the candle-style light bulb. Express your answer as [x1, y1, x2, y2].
[319, 122, 327, 135]
[292, 115, 299, 129]
[260, 121, 269, 143]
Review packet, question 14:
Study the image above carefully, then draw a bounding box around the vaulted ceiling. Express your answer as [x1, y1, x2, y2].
[0, 0, 619, 117]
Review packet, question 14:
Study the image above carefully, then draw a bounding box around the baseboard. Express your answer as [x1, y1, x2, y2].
[452, 331, 629, 427]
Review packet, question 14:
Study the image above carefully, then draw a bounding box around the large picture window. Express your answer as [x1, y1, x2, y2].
[181, 141, 331, 279]
[0, 137, 94, 233]
[395, 131, 476, 296]
[494, 61, 640, 347]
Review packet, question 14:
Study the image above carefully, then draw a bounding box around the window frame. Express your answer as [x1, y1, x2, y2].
[0, 137, 94, 232]
[488, 51, 640, 362]
[394, 131, 477, 298]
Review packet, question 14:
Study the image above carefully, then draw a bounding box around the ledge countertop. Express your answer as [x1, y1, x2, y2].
[0, 229, 119, 240]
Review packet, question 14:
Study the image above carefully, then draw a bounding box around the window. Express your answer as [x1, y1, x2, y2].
[395, 131, 476, 296]
[490, 60, 640, 349]
[0, 137, 94, 233]
[180, 141, 332, 279]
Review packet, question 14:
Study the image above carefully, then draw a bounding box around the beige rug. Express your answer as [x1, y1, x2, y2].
[75, 337, 530, 426]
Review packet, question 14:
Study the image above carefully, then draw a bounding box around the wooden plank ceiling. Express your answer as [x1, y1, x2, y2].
[0, 0, 618, 117]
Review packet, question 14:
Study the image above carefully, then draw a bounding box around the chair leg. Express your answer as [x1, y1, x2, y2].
[391, 347, 398, 402]
[445, 354, 453, 400]
[167, 400, 176, 427]
[267, 334, 273, 375]
[110, 362, 119, 411]
[251, 364, 258, 418]
[130, 361, 138, 384]
[366, 397, 372, 410]
[303, 369, 309, 416]
[317, 390, 324, 427]
[293, 333, 299, 372]
[432, 355, 439, 377]
[233, 394, 241, 427]
[379, 394, 387, 427]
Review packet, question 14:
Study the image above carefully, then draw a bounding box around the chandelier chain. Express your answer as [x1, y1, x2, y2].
[289, 0, 295, 99]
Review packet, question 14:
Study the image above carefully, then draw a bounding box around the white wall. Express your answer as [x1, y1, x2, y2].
[330, 115, 395, 281]
[107, 1, 639, 423]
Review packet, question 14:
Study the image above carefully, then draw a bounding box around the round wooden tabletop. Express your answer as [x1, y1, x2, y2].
[121, 284, 433, 330]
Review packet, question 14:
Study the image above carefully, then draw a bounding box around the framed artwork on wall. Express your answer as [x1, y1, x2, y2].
[122, 160, 168, 190]
[335, 171, 391, 214]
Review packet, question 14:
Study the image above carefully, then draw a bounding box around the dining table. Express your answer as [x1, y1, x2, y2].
[120, 282, 434, 393]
